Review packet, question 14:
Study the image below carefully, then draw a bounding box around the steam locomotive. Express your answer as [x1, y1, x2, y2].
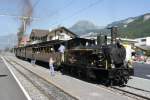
[15, 26, 134, 86]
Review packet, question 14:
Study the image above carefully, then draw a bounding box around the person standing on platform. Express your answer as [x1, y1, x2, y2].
[49, 57, 55, 76]
[49, 47, 55, 76]
[58, 43, 65, 63]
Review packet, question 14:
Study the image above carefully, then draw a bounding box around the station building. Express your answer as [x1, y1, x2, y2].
[47, 27, 78, 41]
[29, 27, 78, 44]
[30, 29, 49, 43]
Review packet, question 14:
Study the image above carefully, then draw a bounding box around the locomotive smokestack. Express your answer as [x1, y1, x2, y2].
[108, 26, 118, 44]
[104, 35, 107, 45]
[97, 34, 102, 46]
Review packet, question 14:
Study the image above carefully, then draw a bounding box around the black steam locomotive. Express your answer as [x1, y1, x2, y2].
[62, 27, 133, 86]
[15, 27, 134, 86]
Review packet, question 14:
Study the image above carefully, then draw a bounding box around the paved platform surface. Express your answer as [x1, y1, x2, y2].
[0, 57, 27, 100]
[127, 76, 150, 92]
[126, 62, 150, 92]
[5, 55, 136, 100]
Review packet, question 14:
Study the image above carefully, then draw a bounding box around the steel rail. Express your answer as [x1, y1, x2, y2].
[110, 86, 150, 100]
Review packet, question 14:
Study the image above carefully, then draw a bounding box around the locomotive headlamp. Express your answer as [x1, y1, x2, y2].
[111, 64, 115, 68]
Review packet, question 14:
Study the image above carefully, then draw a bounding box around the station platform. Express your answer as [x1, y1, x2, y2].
[127, 76, 150, 92]
[5, 56, 136, 100]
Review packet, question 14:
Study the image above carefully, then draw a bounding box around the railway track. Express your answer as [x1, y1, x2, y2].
[126, 85, 150, 93]
[4, 57, 77, 100]
[110, 86, 150, 100]
[96, 82, 150, 100]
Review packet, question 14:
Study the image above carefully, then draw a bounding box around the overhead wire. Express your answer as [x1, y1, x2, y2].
[49, 0, 74, 16]
[32, 0, 41, 10]
[36, 0, 74, 21]
[49, 0, 103, 27]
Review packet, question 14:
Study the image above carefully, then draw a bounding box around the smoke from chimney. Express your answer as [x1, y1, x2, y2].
[18, 0, 33, 45]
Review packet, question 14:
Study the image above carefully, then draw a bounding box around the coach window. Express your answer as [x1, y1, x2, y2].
[42, 47, 44, 52]
[35, 48, 36, 53]
[81, 41, 85, 46]
[47, 46, 49, 52]
[39, 47, 41, 53]
[38, 48, 40, 52]
[40, 47, 42, 52]
[36, 48, 38, 53]
[48, 47, 51, 53]
[46, 47, 49, 53]
[40, 47, 42, 53]
[45, 47, 47, 53]
[43, 47, 46, 53]
[79, 42, 83, 46]
[38, 48, 40, 53]
[42, 47, 45, 53]
[40, 47, 43, 53]
[32, 48, 33, 53]
[47, 46, 50, 53]
[45, 47, 48, 53]
[34, 48, 36, 53]
[35, 48, 37, 53]
[39, 47, 41, 54]
[44, 47, 46, 53]
[32, 48, 34, 53]
[46, 47, 48, 53]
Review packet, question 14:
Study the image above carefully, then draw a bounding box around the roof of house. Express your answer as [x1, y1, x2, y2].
[49, 26, 78, 38]
[30, 29, 49, 38]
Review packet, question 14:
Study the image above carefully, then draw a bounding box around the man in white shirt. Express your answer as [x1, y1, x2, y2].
[58, 44, 65, 62]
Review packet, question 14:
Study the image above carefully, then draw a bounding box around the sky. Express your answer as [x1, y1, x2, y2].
[0, 0, 150, 36]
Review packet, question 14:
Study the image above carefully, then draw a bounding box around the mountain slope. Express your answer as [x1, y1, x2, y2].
[70, 20, 104, 36]
[108, 13, 150, 38]
[70, 13, 150, 38]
